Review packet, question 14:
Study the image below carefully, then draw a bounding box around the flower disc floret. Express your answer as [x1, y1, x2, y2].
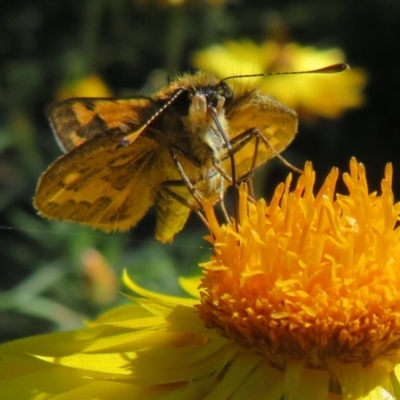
[199, 158, 400, 369]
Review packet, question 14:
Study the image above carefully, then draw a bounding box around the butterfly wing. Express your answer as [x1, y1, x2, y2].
[48, 97, 157, 152]
[34, 129, 163, 232]
[41, 96, 203, 240]
[226, 91, 298, 180]
[154, 186, 192, 243]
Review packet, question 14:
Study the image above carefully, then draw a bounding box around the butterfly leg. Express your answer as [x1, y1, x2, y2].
[208, 162, 237, 221]
[217, 176, 229, 222]
[229, 127, 302, 173]
[168, 144, 203, 208]
[167, 144, 231, 224]
[213, 129, 259, 198]
[220, 127, 302, 197]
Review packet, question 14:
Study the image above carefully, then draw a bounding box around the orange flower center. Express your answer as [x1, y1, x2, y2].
[198, 159, 400, 369]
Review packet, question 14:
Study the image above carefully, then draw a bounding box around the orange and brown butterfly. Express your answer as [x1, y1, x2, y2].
[34, 64, 347, 242]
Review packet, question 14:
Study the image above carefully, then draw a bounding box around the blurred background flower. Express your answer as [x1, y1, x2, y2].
[1, 0, 400, 347]
[56, 74, 113, 101]
[193, 40, 367, 119]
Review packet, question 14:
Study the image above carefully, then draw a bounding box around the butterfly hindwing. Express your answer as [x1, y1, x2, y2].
[35, 129, 162, 232]
[226, 91, 298, 179]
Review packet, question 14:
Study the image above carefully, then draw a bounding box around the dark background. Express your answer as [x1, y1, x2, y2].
[1, 0, 399, 343]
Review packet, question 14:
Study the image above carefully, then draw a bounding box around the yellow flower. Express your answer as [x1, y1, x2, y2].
[1, 159, 400, 399]
[199, 158, 400, 398]
[193, 40, 367, 118]
[56, 74, 112, 101]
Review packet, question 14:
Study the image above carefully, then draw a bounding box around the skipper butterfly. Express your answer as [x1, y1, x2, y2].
[34, 64, 347, 242]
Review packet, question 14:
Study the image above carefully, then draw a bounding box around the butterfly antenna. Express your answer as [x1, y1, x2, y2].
[215, 62, 349, 227]
[119, 88, 186, 147]
[219, 63, 349, 84]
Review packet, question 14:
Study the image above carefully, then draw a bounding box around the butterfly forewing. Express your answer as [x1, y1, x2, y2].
[48, 97, 157, 152]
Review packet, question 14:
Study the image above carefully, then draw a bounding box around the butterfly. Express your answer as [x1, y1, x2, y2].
[34, 64, 347, 242]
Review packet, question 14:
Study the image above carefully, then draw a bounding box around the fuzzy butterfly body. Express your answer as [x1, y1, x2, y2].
[34, 71, 297, 242]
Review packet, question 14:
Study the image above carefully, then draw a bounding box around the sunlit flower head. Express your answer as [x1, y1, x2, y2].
[193, 40, 367, 118]
[199, 158, 400, 398]
[1, 159, 400, 399]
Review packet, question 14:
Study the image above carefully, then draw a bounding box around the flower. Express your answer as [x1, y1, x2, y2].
[56, 74, 112, 101]
[193, 40, 367, 118]
[1, 158, 400, 399]
[199, 158, 400, 398]
[81, 248, 119, 304]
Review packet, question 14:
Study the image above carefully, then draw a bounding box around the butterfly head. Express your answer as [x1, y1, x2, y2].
[168, 78, 233, 122]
